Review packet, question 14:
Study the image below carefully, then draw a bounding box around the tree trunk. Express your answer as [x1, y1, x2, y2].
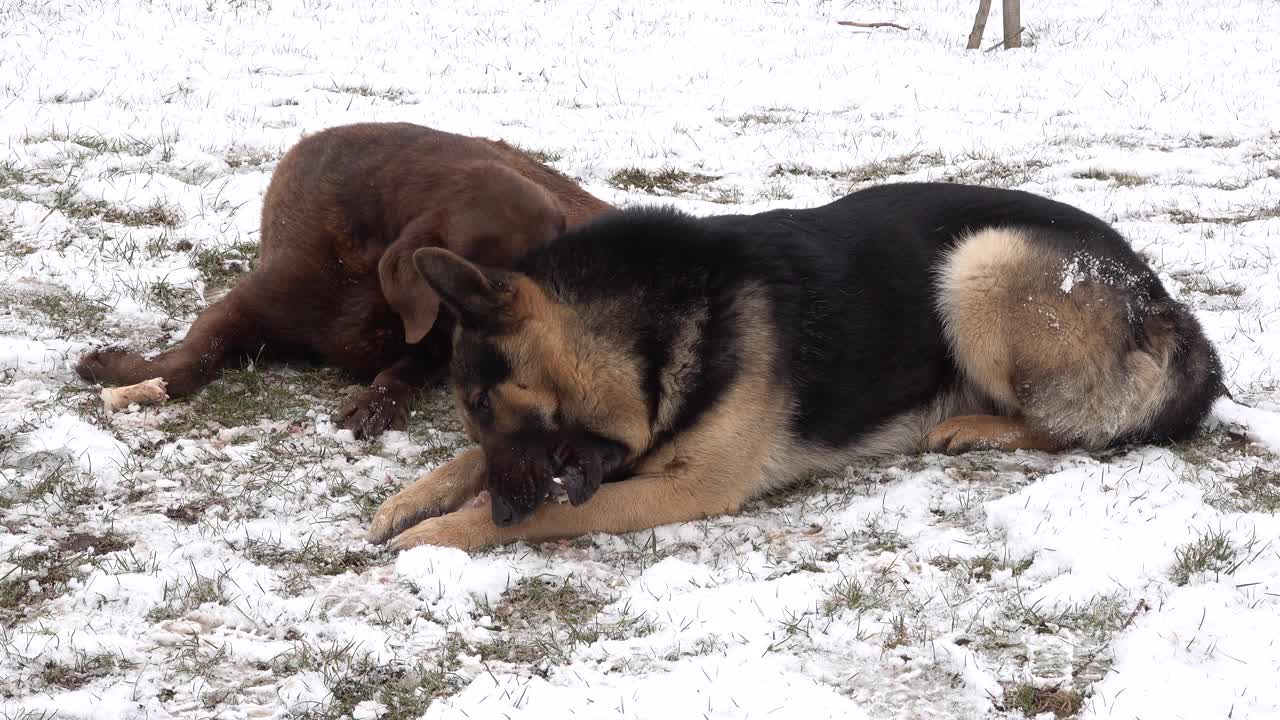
[1002, 0, 1021, 49]
[967, 0, 993, 50]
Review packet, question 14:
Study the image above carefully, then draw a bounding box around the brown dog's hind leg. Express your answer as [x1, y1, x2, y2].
[75, 280, 265, 398]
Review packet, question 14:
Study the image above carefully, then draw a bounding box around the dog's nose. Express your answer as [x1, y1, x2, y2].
[490, 495, 520, 527]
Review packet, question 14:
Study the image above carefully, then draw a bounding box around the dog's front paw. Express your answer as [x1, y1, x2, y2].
[336, 385, 409, 440]
[388, 506, 496, 551]
[368, 486, 452, 545]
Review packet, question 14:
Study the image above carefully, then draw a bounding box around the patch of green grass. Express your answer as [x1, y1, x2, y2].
[145, 565, 234, 622]
[0, 222, 36, 257]
[58, 530, 132, 556]
[756, 180, 793, 201]
[225, 148, 282, 170]
[38, 651, 134, 690]
[1175, 273, 1246, 298]
[476, 576, 654, 665]
[47, 181, 180, 227]
[999, 592, 1130, 639]
[707, 186, 743, 204]
[1072, 168, 1148, 187]
[943, 156, 1049, 188]
[157, 366, 311, 434]
[404, 384, 465, 438]
[23, 129, 154, 156]
[1004, 684, 1084, 718]
[722, 111, 785, 126]
[8, 458, 100, 510]
[857, 517, 910, 554]
[149, 280, 202, 319]
[1166, 202, 1280, 226]
[821, 573, 892, 617]
[513, 145, 564, 165]
[934, 552, 1035, 581]
[845, 151, 947, 185]
[769, 162, 829, 178]
[322, 82, 407, 103]
[1170, 529, 1242, 585]
[1, 159, 52, 202]
[608, 167, 721, 195]
[274, 638, 463, 720]
[12, 287, 109, 335]
[163, 497, 218, 525]
[101, 201, 182, 227]
[0, 540, 107, 623]
[1213, 467, 1280, 513]
[770, 152, 949, 188]
[243, 535, 387, 594]
[1173, 427, 1271, 466]
[191, 241, 258, 293]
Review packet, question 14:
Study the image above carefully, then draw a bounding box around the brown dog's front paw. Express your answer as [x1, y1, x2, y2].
[388, 506, 496, 552]
[336, 384, 409, 440]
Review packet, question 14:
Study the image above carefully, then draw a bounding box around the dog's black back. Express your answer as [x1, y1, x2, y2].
[519, 182, 1221, 457]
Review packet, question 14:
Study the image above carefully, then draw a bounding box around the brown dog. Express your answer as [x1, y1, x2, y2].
[75, 122, 612, 437]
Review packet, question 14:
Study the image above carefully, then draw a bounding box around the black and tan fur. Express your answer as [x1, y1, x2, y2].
[367, 182, 1225, 550]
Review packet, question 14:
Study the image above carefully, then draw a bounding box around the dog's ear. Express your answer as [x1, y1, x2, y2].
[379, 235, 442, 344]
[443, 164, 567, 267]
[412, 247, 512, 330]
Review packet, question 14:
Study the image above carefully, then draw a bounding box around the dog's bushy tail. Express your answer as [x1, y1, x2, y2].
[935, 227, 1224, 449]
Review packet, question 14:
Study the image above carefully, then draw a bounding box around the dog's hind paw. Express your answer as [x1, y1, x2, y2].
[926, 415, 1056, 455]
[74, 347, 139, 385]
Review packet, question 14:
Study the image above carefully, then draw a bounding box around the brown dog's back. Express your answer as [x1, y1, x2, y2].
[75, 122, 613, 438]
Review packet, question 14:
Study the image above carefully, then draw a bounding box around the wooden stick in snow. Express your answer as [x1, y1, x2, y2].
[967, 0, 993, 49]
[837, 21, 910, 31]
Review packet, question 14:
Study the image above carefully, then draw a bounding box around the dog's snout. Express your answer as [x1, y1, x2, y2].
[490, 494, 515, 527]
[490, 494, 533, 527]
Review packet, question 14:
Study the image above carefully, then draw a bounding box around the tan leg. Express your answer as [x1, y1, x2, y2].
[384, 329, 782, 551]
[387, 464, 750, 551]
[367, 447, 487, 543]
[926, 414, 1057, 455]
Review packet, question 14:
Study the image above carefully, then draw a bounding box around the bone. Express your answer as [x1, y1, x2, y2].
[548, 476, 570, 503]
[100, 377, 169, 413]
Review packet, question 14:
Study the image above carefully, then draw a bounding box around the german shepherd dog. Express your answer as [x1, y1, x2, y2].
[367, 182, 1224, 551]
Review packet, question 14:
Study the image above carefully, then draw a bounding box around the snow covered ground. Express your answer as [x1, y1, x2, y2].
[2, 0, 1279, 718]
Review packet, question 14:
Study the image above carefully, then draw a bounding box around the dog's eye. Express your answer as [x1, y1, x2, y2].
[471, 391, 492, 418]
